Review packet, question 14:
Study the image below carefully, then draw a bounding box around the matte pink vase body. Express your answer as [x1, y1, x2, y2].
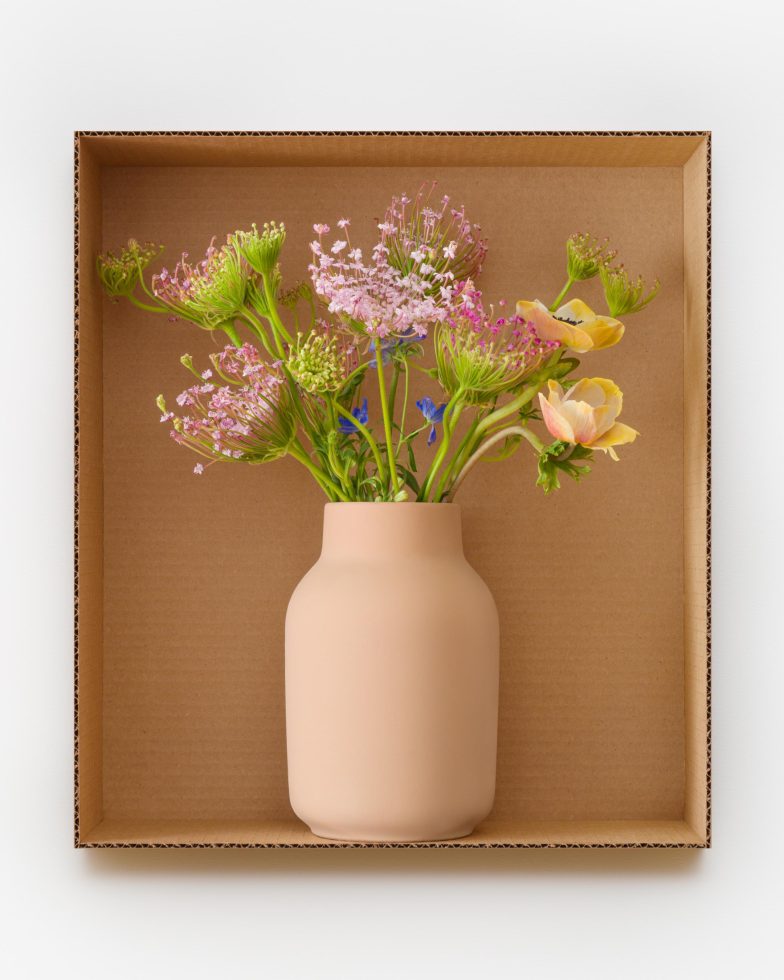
[285, 503, 500, 842]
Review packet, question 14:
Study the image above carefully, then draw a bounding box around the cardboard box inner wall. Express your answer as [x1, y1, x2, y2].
[75, 134, 710, 847]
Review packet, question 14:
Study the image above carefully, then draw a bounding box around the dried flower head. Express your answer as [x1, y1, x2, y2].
[599, 263, 660, 317]
[279, 280, 314, 310]
[232, 222, 286, 277]
[151, 236, 249, 330]
[287, 327, 358, 395]
[157, 344, 295, 471]
[381, 182, 487, 290]
[96, 239, 162, 297]
[435, 284, 559, 404]
[566, 233, 617, 282]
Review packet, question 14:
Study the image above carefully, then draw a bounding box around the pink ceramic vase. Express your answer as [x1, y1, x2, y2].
[285, 503, 499, 842]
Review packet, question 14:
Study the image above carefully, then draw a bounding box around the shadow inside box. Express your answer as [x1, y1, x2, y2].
[82, 843, 705, 880]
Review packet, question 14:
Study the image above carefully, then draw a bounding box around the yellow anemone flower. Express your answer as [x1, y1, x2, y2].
[515, 298, 624, 353]
[538, 378, 639, 461]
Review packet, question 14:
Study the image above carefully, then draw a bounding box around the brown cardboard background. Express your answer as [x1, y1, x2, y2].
[98, 162, 686, 829]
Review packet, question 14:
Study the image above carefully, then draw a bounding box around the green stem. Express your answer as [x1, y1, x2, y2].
[281, 364, 319, 444]
[435, 414, 481, 501]
[289, 443, 349, 501]
[408, 361, 436, 377]
[262, 274, 293, 345]
[438, 386, 540, 499]
[222, 322, 241, 346]
[127, 294, 169, 314]
[133, 259, 163, 304]
[240, 309, 277, 356]
[475, 384, 539, 438]
[388, 361, 401, 425]
[420, 394, 464, 501]
[401, 423, 431, 444]
[338, 361, 369, 394]
[549, 276, 575, 312]
[375, 345, 400, 494]
[395, 358, 411, 453]
[333, 401, 387, 483]
[326, 421, 352, 498]
[447, 425, 543, 500]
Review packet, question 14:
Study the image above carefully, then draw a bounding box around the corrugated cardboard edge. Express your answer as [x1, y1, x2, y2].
[705, 132, 713, 847]
[74, 131, 711, 849]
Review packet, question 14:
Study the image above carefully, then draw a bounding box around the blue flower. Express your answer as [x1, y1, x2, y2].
[416, 396, 446, 446]
[339, 398, 369, 434]
[368, 338, 405, 367]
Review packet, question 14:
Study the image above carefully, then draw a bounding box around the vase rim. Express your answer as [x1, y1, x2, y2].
[324, 501, 460, 509]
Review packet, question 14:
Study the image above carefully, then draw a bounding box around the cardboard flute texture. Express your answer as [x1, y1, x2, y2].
[74, 133, 711, 848]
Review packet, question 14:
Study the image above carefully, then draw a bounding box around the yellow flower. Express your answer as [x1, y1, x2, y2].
[515, 298, 624, 353]
[538, 378, 639, 461]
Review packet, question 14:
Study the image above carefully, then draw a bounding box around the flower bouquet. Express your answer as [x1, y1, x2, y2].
[98, 183, 659, 842]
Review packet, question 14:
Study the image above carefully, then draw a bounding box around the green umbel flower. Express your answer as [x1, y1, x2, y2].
[96, 239, 162, 297]
[599, 264, 660, 317]
[232, 222, 286, 277]
[566, 233, 616, 282]
[151, 237, 249, 330]
[288, 330, 355, 395]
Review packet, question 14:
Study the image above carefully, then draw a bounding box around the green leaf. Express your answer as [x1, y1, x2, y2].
[401, 467, 421, 497]
[535, 440, 593, 494]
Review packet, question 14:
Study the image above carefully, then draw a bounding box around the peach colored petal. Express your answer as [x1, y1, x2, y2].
[554, 299, 624, 351]
[590, 403, 616, 439]
[558, 399, 598, 444]
[516, 299, 594, 352]
[539, 392, 575, 443]
[591, 421, 639, 451]
[581, 316, 625, 351]
[566, 379, 606, 407]
[546, 379, 565, 401]
[555, 298, 595, 323]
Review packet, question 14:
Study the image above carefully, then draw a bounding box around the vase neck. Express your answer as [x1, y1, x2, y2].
[321, 503, 464, 560]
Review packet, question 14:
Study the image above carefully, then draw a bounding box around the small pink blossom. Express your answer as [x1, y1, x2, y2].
[160, 345, 291, 471]
[331, 240, 347, 254]
[337, 218, 351, 228]
[313, 224, 330, 236]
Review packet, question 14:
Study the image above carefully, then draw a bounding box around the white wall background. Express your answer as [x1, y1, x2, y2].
[2, 1, 782, 977]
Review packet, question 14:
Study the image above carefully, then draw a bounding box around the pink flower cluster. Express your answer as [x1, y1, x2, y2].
[152, 237, 220, 305]
[309, 224, 453, 340]
[380, 182, 487, 288]
[448, 285, 561, 366]
[308, 187, 484, 342]
[160, 344, 290, 472]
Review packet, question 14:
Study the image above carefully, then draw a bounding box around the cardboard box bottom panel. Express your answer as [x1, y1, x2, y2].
[81, 819, 705, 848]
[75, 133, 710, 848]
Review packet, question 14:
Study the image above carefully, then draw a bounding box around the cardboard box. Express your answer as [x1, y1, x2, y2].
[74, 132, 710, 848]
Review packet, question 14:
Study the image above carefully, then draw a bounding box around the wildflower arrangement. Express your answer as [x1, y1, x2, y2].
[97, 183, 659, 500]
